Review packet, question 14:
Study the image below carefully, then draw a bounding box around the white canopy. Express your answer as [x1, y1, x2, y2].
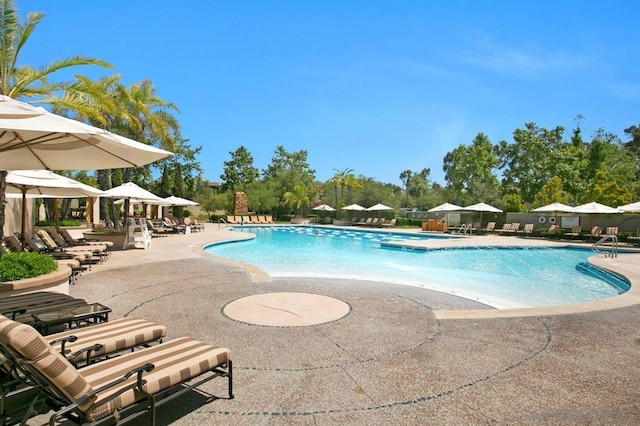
[342, 204, 366, 211]
[428, 202, 463, 213]
[5, 170, 104, 198]
[313, 204, 336, 211]
[0, 95, 173, 170]
[617, 201, 640, 213]
[572, 202, 622, 214]
[531, 202, 575, 213]
[366, 203, 393, 211]
[164, 195, 199, 206]
[464, 202, 503, 213]
[102, 182, 164, 202]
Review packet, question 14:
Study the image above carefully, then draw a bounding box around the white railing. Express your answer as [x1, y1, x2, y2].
[218, 217, 228, 230]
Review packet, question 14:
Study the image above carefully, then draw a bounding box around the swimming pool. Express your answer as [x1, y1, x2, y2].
[205, 226, 626, 308]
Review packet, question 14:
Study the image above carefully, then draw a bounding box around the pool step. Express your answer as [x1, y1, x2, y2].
[575, 262, 630, 294]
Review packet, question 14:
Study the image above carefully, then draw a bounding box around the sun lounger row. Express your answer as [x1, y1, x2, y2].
[352, 218, 396, 227]
[226, 215, 273, 224]
[0, 301, 232, 424]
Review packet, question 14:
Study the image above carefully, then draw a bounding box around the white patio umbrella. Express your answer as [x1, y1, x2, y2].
[5, 170, 105, 249]
[573, 201, 622, 229]
[164, 195, 199, 207]
[617, 201, 640, 213]
[531, 202, 575, 213]
[464, 202, 503, 225]
[103, 182, 165, 223]
[342, 203, 365, 220]
[531, 202, 576, 226]
[366, 203, 393, 219]
[428, 203, 463, 227]
[313, 204, 336, 212]
[0, 95, 173, 170]
[572, 202, 622, 214]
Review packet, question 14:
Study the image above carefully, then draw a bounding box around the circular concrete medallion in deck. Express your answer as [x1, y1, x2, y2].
[223, 292, 351, 326]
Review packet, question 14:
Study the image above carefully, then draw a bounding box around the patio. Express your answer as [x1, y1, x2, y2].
[29, 226, 640, 424]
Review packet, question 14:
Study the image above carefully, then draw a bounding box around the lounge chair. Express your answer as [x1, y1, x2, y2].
[381, 218, 397, 228]
[565, 225, 582, 238]
[0, 316, 232, 425]
[584, 226, 603, 240]
[17, 234, 94, 274]
[146, 220, 170, 237]
[606, 226, 618, 236]
[542, 224, 559, 236]
[35, 230, 102, 265]
[519, 223, 534, 234]
[226, 215, 237, 224]
[57, 228, 114, 251]
[265, 215, 274, 224]
[478, 222, 495, 234]
[494, 223, 512, 234]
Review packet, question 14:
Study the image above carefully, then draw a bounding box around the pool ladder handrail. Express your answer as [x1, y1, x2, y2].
[218, 217, 228, 229]
[592, 234, 618, 258]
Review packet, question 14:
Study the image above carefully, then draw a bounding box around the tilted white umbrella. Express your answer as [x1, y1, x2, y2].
[617, 201, 640, 213]
[313, 204, 336, 212]
[5, 170, 105, 249]
[427, 202, 463, 213]
[0, 95, 173, 170]
[164, 195, 199, 207]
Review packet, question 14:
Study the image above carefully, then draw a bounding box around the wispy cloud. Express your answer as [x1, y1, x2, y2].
[458, 36, 591, 77]
[602, 81, 640, 101]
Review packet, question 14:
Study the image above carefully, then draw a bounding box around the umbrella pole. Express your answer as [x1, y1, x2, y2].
[20, 187, 27, 251]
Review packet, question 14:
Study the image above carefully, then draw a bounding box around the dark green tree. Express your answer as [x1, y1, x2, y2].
[220, 146, 259, 192]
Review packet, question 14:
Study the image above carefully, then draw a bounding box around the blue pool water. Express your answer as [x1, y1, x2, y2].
[205, 226, 625, 308]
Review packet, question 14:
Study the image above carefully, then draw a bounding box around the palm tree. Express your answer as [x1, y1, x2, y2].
[0, 0, 112, 240]
[283, 183, 310, 217]
[343, 173, 364, 204]
[330, 167, 354, 208]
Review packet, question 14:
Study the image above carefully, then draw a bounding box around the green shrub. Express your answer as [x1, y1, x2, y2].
[35, 220, 83, 227]
[0, 252, 58, 282]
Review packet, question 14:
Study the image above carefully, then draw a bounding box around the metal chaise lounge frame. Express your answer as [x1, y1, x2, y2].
[0, 316, 233, 425]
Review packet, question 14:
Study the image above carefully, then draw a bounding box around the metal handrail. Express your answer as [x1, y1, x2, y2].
[592, 234, 618, 258]
[218, 218, 228, 230]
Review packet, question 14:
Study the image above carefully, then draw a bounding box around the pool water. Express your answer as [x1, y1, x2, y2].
[205, 226, 624, 308]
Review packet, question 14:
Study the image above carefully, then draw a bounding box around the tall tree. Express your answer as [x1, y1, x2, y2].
[444, 132, 500, 204]
[0, 0, 111, 240]
[220, 146, 259, 192]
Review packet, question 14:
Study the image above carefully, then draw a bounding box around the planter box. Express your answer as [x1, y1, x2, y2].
[0, 264, 71, 297]
[83, 231, 127, 250]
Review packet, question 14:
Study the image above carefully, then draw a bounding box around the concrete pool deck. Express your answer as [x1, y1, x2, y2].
[40, 225, 640, 424]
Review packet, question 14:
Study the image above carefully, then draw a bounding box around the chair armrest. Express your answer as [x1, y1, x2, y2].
[49, 335, 78, 356]
[50, 363, 156, 425]
[2, 308, 26, 320]
[68, 344, 104, 365]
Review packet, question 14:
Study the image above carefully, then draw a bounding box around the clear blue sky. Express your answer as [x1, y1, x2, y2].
[17, 1, 640, 186]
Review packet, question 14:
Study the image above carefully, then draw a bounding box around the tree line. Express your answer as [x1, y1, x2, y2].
[204, 119, 639, 219]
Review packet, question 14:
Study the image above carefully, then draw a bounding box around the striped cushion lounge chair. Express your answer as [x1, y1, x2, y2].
[0, 316, 232, 425]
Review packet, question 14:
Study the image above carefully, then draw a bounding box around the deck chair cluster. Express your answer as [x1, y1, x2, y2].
[0, 290, 232, 425]
[226, 215, 273, 224]
[3, 228, 115, 284]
